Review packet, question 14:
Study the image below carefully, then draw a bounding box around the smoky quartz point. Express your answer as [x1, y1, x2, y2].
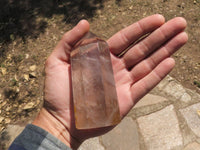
[70, 32, 120, 129]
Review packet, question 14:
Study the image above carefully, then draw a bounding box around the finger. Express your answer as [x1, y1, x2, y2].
[130, 58, 175, 104]
[123, 17, 187, 69]
[107, 14, 165, 55]
[130, 32, 188, 83]
[51, 20, 90, 62]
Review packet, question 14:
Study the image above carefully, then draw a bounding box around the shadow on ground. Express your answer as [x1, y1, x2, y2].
[0, 0, 110, 62]
[0, 130, 10, 150]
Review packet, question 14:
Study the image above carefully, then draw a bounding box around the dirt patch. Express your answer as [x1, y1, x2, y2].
[0, 0, 200, 146]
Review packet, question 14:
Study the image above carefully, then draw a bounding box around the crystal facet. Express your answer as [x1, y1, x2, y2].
[70, 32, 121, 129]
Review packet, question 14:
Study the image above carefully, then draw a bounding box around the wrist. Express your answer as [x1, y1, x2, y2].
[32, 108, 80, 149]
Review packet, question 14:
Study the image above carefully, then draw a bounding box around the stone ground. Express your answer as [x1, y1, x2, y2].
[2, 75, 200, 150]
[1, 1, 200, 149]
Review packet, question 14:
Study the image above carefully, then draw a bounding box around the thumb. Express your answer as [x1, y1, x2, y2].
[51, 20, 90, 63]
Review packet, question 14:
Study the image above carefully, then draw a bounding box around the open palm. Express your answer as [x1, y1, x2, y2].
[33, 14, 187, 149]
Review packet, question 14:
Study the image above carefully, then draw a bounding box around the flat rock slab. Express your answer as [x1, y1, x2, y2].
[134, 94, 168, 108]
[78, 137, 104, 150]
[156, 76, 191, 103]
[101, 117, 139, 150]
[183, 142, 200, 150]
[180, 103, 200, 137]
[137, 105, 183, 150]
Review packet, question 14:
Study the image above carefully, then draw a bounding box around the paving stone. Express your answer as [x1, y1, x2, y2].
[180, 103, 200, 137]
[183, 142, 200, 150]
[137, 105, 183, 150]
[101, 117, 139, 150]
[196, 138, 200, 144]
[156, 75, 172, 90]
[128, 94, 170, 118]
[78, 137, 104, 150]
[156, 76, 191, 103]
[163, 81, 191, 102]
[180, 92, 192, 103]
[134, 94, 168, 108]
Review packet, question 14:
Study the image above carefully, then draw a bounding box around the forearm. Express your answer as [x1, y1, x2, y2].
[9, 123, 71, 150]
[32, 108, 80, 149]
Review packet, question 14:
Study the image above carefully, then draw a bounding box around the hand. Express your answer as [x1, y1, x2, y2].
[32, 14, 187, 149]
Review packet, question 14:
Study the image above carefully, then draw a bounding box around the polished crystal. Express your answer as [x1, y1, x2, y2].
[70, 32, 120, 129]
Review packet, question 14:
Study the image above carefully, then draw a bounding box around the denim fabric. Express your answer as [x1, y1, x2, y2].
[9, 144, 26, 150]
[9, 124, 71, 150]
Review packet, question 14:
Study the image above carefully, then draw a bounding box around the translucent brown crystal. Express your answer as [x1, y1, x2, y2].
[70, 32, 120, 129]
